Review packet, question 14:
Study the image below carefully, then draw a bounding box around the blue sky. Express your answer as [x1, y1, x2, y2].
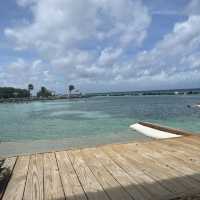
[0, 0, 200, 93]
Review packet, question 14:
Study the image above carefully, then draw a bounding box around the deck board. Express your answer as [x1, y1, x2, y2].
[55, 151, 87, 200]
[1, 135, 200, 200]
[111, 143, 188, 195]
[94, 147, 155, 200]
[102, 145, 175, 199]
[23, 154, 44, 200]
[81, 148, 133, 200]
[2, 156, 29, 200]
[152, 140, 200, 168]
[67, 150, 110, 200]
[43, 153, 65, 200]
[124, 142, 200, 192]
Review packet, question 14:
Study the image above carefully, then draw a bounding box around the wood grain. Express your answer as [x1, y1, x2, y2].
[102, 145, 175, 200]
[23, 154, 44, 200]
[81, 148, 133, 200]
[55, 151, 87, 200]
[93, 147, 154, 200]
[2, 135, 200, 200]
[2, 156, 29, 200]
[67, 149, 110, 200]
[43, 153, 65, 200]
[123, 142, 200, 193]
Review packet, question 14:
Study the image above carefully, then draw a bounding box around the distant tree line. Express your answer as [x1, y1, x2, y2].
[0, 84, 54, 99]
[0, 87, 30, 99]
[0, 83, 77, 99]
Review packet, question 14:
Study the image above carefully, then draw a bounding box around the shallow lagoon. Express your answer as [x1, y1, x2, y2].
[0, 95, 200, 156]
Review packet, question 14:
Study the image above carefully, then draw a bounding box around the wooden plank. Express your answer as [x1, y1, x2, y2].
[93, 147, 158, 200]
[55, 151, 87, 200]
[101, 145, 176, 200]
[153, 139, 199, 157]
[2, 156, 30, 200]
[185, 136, 200, 146]
[152, 139, 200, 168]
[125, 141, 197, 177]
[143, 140, 200, 173]
[170, 139, 200, 152]
[125, 138, 200, 162]
[143, 141, 200, 174]
[111, 143, 193, 195]
[43, 153, 65, 200]
[161, 138, 200, 157]
[0, 157, 17, 199]
[81, 148, 133, 200]
[23, 154, 44, 200]
[123, 142, 200, 193]
[67, 149, 109, 200]
[141, 138, 199, 160]
[175, 137, 200, 150]
[144, 142, 200, 176]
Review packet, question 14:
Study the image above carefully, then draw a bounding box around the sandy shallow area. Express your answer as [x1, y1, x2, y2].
[0, 134, 148, 157]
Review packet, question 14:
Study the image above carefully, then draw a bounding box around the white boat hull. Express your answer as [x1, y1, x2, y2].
[130, 123, 182, 139]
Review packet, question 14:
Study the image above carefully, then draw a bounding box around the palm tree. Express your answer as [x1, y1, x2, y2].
[28, 84, 34, 97]
[68, 85, 75, 97]
[37, 86, 52, 98]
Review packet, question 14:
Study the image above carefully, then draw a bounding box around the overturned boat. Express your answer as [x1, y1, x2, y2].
[130, 122, 192, 139]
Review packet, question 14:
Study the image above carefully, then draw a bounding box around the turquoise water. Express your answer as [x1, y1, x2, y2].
[0, 95, 200, 144]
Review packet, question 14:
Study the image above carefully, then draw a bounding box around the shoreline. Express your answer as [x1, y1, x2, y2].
[0, 95, 90, 104]
[1, 92, 200, 104]
[0, 134, 148, 157]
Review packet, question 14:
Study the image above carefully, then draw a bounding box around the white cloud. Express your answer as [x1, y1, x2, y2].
[4, 0, 151, 90]
[6, 0, 150, 52]
[185, 0, 200, 15]
[0, 58, 55, 90]
[98, 48, 123, 66]
[122, 15, 200, 81]
[3, 0, 200, 92]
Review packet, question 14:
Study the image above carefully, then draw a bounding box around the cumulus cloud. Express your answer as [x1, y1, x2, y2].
[85, 13, 200, 91]
[0, 58, 57, 90]
[185, 0, 200, 15]
[4, 0, 151, 89]
[3, 0, 200, 91]
[6, 0, 150, 51]
[117, 15, 200, 84]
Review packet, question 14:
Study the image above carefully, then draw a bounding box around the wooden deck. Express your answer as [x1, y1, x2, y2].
[1, 135, 200, 200]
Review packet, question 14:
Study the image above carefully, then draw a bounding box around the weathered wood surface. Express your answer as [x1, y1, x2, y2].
[2, 156, 29, 200]
[1, 135, 200, 200]
[23, 154, 44, 200]
[43, 153, 65, 200]
[55, 151, 87, 200]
